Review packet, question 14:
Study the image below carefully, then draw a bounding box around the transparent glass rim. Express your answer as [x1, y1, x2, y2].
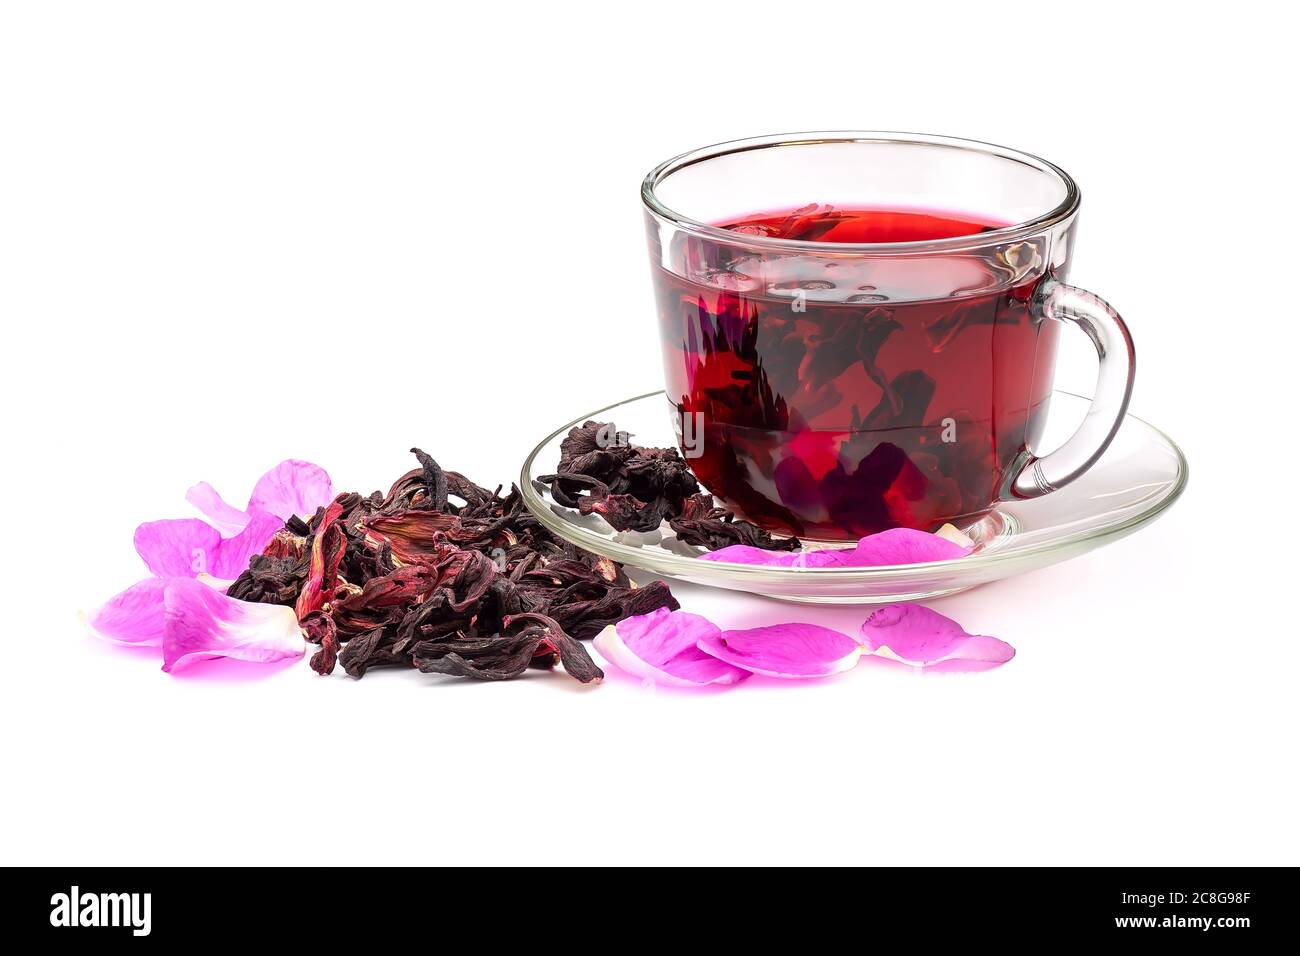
[641, 130, 1082, 255]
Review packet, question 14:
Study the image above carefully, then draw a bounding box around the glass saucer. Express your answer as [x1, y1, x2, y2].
[519, 391, 1187, 604]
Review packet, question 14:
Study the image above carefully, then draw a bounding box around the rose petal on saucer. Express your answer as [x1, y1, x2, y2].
[697, 545, 801, 566]
[161, 577, 305, 673]
[593, 608, 749, 687]
[846, 527, 972, 565]
[86, 578, 168, 646]
[859, 603, 1015, 668]
[786, 550, 853, 568]
[698, 528, 970, 568]
[698, 623, 862, 679]
[697, 546, 846, 568]
[133, 510, 284, 580]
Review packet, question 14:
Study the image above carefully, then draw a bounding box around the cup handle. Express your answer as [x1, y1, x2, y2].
[1004, 277, 1136, 499]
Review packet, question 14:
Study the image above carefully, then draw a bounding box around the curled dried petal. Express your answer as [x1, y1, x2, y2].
[295, 500, 346, 619]
[504, 612, 603, 684]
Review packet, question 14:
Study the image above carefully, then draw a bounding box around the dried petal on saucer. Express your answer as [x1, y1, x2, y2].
[697, 622, 862, 679]
[593, 608, 749, 687]
[859, 603, 1015, 668]
[161, 577, 305, 673]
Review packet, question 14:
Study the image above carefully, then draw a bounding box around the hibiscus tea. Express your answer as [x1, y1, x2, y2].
[653, 205, 1060, 541]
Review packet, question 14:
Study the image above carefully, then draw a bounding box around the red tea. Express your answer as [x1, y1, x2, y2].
[653, 205, 1060, 540]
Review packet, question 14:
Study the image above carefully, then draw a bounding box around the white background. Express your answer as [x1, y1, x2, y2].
[2, 1, 1297, 866]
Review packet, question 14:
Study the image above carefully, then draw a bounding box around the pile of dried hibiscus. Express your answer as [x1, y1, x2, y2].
[227, 446, 682, 683]
[538, 420, 802, 551]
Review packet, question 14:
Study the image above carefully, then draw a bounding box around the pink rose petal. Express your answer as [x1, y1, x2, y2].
[696, 546, 847, 567]
[133, 510, 283, 580]
[859, 604, 1015, 668]
[698, 528, 971, 567]
[698, 545, 802, 566]
[161, 577, 305, 673]
[247, 460, 336, 523]
[186, 459, 335, 535]
[786, 550, 855, 568]
[86, 575, 241, 647]
[698, 623, 862, 679]
[183, 481, 253, 536]
[86, 578, 168, 646]
[593, 608, 749, 687]
[846, 528, 973, 565]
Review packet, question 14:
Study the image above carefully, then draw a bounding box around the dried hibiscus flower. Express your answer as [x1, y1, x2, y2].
[669, 494, 802, 552]
[541, 420, 800, 550]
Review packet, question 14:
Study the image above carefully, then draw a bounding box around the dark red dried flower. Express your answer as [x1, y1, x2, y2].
[539, 420, 801, 552]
